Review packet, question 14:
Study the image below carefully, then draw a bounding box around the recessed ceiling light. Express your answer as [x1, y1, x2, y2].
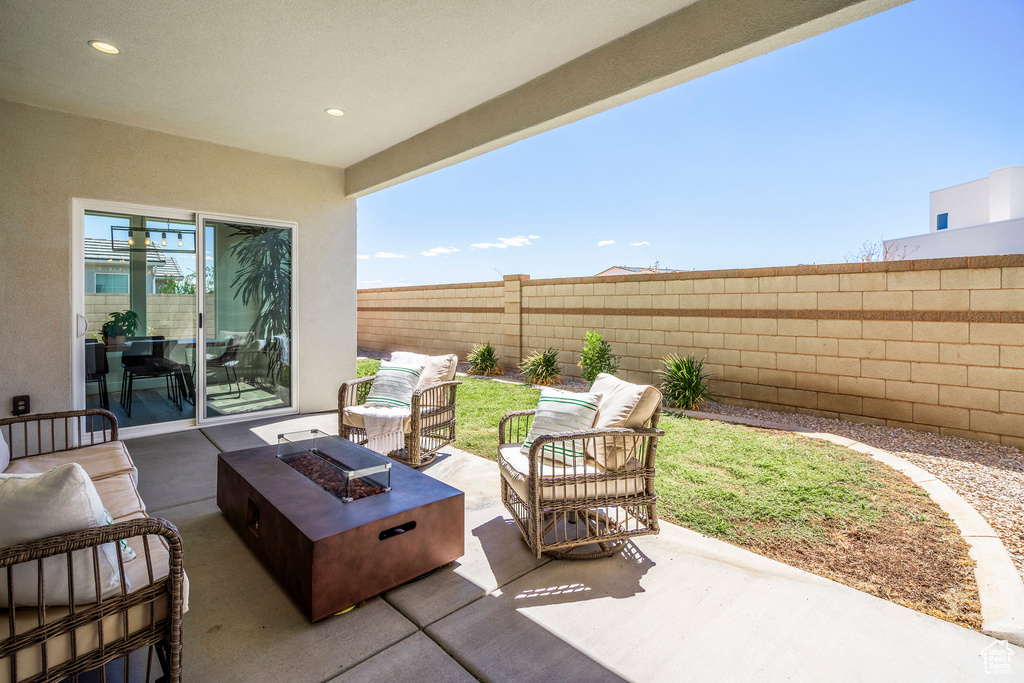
[325, 108, 345, 117]
[89, 40, 120, 54]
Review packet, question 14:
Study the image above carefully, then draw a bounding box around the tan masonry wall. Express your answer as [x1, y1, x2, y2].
[358, 255, 1024, 448]
[84, 293, 212, 341]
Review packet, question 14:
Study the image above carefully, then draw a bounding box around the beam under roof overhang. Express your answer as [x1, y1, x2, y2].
[344, 0, 906, 198]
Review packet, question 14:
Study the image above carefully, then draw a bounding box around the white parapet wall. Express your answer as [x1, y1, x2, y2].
[884, 218, 1024, 260]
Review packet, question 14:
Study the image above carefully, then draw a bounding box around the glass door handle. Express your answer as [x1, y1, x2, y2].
[76, 314, 90, 338]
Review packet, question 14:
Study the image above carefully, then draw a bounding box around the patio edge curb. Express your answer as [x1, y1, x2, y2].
[677, 408, 1024, 647]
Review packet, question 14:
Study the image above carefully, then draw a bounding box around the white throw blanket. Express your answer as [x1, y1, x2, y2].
[354, 404, 408, 456]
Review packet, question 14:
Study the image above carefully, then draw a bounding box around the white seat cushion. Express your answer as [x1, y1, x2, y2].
[93, 472, 148, 520]
[499, 445, 642, 502]
[4, 441, 138, 485]
[343, 405, 412, 434]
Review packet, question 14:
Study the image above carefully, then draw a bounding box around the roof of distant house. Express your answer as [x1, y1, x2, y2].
[84, 237, 184, 279]
[595, 265, 684, 276]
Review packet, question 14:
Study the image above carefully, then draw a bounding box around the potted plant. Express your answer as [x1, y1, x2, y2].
[101, 310, 140, 347]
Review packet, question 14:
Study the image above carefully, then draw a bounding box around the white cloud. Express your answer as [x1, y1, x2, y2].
[374, 251, 406, 259]
[421, 246, 460, 257]
[359, 279, 383, 285]
[470, 235, 535, 249]
[630, 241, 650, 247]
[357, 254, 370, 260]
[597, 240, 615, 247]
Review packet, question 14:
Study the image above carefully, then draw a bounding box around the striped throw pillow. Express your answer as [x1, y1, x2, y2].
[521, 389, 602, 464]
[365, 361, 423, 409]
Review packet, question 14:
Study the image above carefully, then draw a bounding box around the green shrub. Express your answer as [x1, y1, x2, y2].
[468, 341, 504, 376]
[357, 358, 380, 378]
[659, 354, 714, 410]
[577, 330, 621, 382]
[519, 348, 562, 386]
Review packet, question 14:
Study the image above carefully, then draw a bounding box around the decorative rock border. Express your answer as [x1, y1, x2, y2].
[680, 408, 1024, 646]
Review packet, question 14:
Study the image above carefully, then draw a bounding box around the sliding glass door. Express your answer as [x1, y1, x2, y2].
[75, 201, 296, 435]
[82, 210, 198, 429]
[200, 218, 293, 420]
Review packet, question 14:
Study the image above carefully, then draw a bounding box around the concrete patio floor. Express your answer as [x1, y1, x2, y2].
[126, 413, 1022, 682]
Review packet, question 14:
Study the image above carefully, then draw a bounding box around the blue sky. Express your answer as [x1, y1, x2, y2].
[357, 0, 1024, 287]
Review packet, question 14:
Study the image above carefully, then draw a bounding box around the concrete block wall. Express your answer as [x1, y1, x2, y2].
[357, 255, 1024, 447]
[357, 279, 507, 360]
[84, 293, 213, 340]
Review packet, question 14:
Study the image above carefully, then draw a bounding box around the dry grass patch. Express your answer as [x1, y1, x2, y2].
[657, 416, 980, 630]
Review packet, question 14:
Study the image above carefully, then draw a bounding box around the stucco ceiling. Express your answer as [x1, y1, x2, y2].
[0, 0, 697, 169]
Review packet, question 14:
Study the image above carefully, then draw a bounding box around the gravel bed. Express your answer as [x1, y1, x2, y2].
[700, 401, 1024, 581]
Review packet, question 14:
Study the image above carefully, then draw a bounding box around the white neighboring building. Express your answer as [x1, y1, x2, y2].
[884, 166, 1024, 259]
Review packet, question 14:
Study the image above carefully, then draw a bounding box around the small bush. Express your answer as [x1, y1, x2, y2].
[659, 354, 714, 410]
[357, 358, 380, 378]
[519, 347, 562, 386]
[577, 330, 620, 382]
[468, 341, 504, 376]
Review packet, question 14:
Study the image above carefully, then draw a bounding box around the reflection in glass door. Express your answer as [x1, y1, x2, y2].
[201, 219, 293, 419]
[83, 210, 197, 429]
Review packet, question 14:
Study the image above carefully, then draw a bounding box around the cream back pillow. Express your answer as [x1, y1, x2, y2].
[0, 463, 126, 607]
[0, 428, 9, 472]
[587, 373, 663, 470]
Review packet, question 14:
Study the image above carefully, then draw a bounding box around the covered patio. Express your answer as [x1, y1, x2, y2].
[124, 412, 997, 682]
[4, 1, 1019, 680]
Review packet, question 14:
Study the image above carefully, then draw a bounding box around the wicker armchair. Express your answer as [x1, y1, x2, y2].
[497, 379, 664, 560]
[338, 355, 460, 468]
[0, 410, 184, 683]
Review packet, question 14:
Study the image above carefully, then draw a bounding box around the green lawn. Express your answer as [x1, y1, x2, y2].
[350, 362, 979, 627]
[448, 374, 886, 545]
[356, 361, 883, 544]
[655, 416, 883, 544]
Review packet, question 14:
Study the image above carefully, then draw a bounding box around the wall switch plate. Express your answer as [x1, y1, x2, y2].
[12, 395, 29, 416]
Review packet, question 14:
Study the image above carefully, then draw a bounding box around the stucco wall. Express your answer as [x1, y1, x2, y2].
[931, 177, 990, 231]
[0, 99, 356, 414]
[884, 219, 1024, 260]
[358, 256, 1024, 448]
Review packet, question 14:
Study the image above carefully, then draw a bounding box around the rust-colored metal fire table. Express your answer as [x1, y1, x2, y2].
[217, 435, 464, 621]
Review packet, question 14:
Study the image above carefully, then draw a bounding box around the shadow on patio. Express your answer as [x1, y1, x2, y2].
[119, 412, 1009, 682]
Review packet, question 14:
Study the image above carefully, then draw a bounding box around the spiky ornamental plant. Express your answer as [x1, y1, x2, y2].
[468, 341, 504, 376]
[519, 347, 562, 386]
[659, 354, 715, 410]
[227, 224, 292, 383]
[577, 330, 621, 382]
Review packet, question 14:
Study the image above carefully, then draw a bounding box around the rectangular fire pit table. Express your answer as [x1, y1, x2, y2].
[217, 433, 465, 621]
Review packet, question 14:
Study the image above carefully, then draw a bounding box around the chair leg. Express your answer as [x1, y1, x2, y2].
[99, 376, 109, 410]
[125, 372, 133, 417]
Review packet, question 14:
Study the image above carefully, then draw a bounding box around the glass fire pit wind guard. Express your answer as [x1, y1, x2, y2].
[278, 429, 391, 502]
